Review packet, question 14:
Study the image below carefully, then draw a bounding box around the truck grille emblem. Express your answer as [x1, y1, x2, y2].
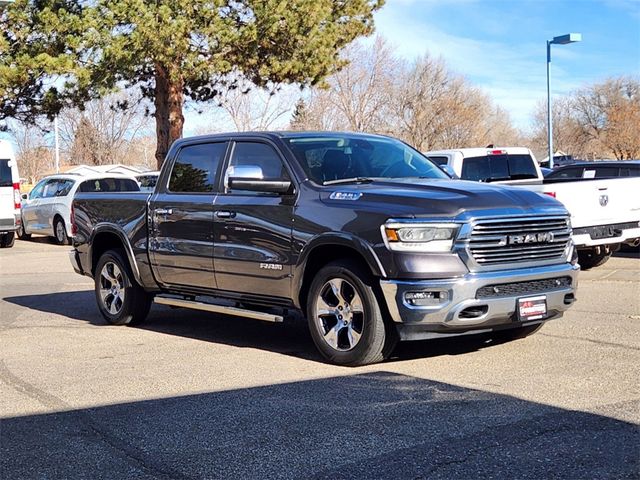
[507, 232, 555, 245]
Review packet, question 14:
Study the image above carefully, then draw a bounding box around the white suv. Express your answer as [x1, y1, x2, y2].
[19, 173, 139, 244]
[0, 140, 21, 248]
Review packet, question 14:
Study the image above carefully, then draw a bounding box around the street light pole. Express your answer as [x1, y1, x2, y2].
[546, 33, 582, 169]
[54, 116, 60, 174]
[547, 40, 553, 170]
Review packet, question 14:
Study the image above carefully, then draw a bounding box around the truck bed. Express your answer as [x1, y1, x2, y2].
[73, 192, 154, 285]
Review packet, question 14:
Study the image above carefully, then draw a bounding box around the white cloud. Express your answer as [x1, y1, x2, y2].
[373, 5, 591, 129]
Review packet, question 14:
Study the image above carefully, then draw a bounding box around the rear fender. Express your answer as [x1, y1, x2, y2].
[90, 224, 143, 286]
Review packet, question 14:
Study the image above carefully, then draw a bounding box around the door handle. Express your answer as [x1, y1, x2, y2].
[215, 210, 236, 218]
[155, 208, 173, 216]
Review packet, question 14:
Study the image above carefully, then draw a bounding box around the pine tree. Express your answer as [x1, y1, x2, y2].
[1, 0, 385, 167]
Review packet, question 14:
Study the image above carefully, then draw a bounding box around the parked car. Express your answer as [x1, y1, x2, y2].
[135, 171, 160, 192]
[545, 161, 640, 180]
[0, 140, 21, 248]
[424, 147, 544, 184]
[70, 131, 579, 366]
[525, 177, 640, 268]
[19, 173, 140, 244]
[426, 146, 640, 269]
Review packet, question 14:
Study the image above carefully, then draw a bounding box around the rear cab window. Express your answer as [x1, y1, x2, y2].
[592, 167, 619, 178]
[79, 178, 140, 193]
[426, 156, 449, 166]
[547, 167, 583, 179]
[461, 153, 538, 182]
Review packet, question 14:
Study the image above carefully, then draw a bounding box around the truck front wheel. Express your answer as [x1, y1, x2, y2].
[94, 249, 152, 326]
[307, 260, 397, 366]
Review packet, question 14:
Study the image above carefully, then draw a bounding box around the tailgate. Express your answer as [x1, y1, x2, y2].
[543, 178, 640, 229]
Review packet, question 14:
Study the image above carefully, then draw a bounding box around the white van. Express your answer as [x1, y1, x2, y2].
[0, 140, 21, 248]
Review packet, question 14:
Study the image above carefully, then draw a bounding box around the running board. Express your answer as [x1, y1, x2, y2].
[154, 296, 284, 323]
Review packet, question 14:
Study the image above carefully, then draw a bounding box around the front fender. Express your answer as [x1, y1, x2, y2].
[292, 233, 387, 308]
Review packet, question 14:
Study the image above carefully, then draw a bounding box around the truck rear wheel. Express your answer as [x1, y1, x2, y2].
[307, 260, 397, 366]
[578, 248, 612, 270]
[94, 249, 152, 326]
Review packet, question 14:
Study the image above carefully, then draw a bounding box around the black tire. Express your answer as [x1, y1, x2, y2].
[495, 323, 544, 342]
[94, 249, 152, 326]
[306, 259, 398, 366]
[578, 249, 612, 270]
[53, 217, 71, 245]
[0, 232, 15, 248]
[17, 220, 31, 240]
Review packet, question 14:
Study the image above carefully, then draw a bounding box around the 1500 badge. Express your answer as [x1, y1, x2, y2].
[259, 263, 283, 270]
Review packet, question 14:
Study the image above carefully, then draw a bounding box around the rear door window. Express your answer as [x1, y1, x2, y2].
[461, 154, 538, 182]
[168, 142, 227, 193]
[54, 179, 75, 196]
[0, 159, 12, 187]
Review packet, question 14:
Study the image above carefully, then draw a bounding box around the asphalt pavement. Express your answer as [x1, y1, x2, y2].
[1, 238, 638, 479]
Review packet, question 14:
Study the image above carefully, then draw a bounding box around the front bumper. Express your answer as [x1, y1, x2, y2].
[380, 262, 579, 341]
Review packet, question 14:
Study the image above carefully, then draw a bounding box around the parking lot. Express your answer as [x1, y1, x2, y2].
[1, 238, 639, 478]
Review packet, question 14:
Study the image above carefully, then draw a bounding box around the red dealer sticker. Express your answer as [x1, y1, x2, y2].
[517, 296, 547, 321]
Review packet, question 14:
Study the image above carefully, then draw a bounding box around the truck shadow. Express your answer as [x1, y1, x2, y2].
[5, 290, 518, 364]
[614, 245, 640, 259]
[2, 371, 637, 479]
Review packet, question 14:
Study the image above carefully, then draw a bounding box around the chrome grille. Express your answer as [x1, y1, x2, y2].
[467, 217, 571, 267]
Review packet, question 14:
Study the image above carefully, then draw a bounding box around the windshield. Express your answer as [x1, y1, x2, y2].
[461, 154, 538, 182]
[283, 135, 448, 184]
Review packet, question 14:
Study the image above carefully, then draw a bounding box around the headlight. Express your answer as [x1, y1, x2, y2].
[382, 223, 459, 252]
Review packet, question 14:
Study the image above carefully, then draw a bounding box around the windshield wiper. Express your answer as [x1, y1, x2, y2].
[323, 177, 375, 186]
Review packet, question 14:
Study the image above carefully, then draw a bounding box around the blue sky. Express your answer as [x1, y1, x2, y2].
[372, 0, 640, 130]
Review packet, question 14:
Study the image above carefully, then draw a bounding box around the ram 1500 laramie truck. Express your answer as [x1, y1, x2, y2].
[70, 132, 579, 366]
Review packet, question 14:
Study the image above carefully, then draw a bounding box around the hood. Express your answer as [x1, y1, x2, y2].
[319, 178, 567, 220]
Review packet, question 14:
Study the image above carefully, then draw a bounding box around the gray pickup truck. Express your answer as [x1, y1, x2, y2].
[70, 132, 579, 365]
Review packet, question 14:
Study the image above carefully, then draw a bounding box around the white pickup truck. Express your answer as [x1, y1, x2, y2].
[425, 147, 640, 269]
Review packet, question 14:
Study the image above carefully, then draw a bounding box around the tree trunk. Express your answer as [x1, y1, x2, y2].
[154, 64, 185, 169]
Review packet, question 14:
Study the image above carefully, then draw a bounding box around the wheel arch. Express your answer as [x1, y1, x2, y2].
[294, 234, 386, 311]
[90, 226, 143, 285]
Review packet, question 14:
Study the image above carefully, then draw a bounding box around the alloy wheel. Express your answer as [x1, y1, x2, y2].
[99, 262, 126, 315]
[315, 278, 365, 351]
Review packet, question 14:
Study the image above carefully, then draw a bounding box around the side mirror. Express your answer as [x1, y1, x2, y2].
[440, 165, 459, 179]
[21, 193, 28, 201]
[226, 165, 293, 194]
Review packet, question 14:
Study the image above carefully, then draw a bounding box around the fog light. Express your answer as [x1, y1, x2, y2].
[404, 290, 448, 306]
